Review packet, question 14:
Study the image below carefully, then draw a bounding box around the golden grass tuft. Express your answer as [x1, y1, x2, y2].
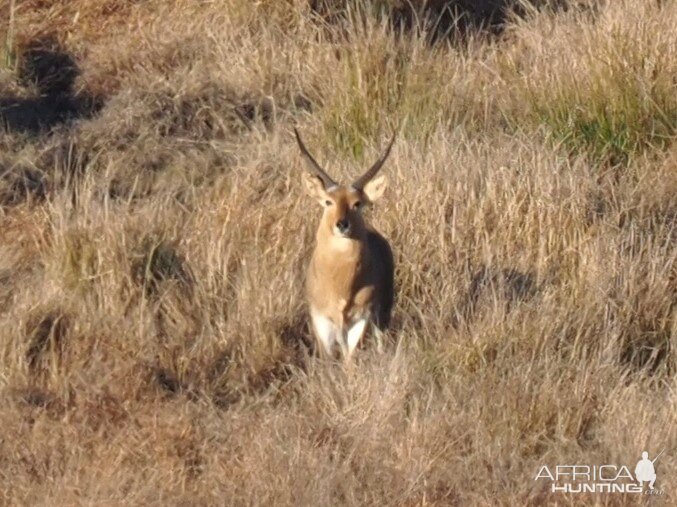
[0, 0, 675, 504]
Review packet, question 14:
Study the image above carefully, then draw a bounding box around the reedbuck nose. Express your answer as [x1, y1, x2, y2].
[336, 219, 350, 235]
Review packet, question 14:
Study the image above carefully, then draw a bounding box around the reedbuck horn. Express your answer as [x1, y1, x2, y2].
[294, 128, 337, 189]
[351, 134, 397, 190]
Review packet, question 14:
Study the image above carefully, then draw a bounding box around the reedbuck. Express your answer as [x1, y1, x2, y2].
[295, 129, 395, 361]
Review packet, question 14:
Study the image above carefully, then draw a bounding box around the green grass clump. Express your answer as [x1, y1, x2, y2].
[1, 1, 676, 504]
[537, 97, 675, 165]
[510, 3, 677, 164]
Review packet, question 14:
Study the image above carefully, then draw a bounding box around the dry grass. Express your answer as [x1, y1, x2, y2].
[0, 0, 676, 504]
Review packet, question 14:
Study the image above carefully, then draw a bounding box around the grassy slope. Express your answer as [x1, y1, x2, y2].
[0, 0, 675, 504]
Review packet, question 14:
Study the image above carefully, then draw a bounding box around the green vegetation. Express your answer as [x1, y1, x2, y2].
[0, 0, 675, 504]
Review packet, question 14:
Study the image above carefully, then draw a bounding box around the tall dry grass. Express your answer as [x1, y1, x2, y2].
[0, 0, 675, 504]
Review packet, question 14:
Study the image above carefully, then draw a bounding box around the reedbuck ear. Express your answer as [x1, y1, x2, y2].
[303, 172, 329, 203]
[362, 174, 387, 202]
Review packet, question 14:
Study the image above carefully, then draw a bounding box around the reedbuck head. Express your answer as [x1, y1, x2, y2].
[294, 128, 395, 240]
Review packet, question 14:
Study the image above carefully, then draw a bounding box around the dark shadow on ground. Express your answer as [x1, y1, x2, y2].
[454, 265, 537, 327]
[278, 311, 316, 360]
[0, 38, 103, 135]
[311, 0, 578, 42]
[390, 0, 517, 40]
[0, 167, 46, 206]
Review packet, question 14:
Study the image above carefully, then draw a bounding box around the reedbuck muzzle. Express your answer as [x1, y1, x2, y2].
[295, 128, 395, 360]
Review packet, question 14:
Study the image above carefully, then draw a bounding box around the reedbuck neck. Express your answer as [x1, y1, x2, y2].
[295, 128, 396, 361]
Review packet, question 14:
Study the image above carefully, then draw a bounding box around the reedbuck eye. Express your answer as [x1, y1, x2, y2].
[353, 201, 362, 209]
[324, 200, 333, 206]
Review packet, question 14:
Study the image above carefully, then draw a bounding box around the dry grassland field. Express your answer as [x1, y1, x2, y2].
[0, 0, 675, 505]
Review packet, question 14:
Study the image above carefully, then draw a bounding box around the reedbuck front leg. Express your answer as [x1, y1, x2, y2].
[372, 323, 385, 354]
[344, 317, 369, 361]
[310, 309, 339, 358]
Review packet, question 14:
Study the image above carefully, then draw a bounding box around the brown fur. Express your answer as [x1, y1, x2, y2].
[302, 171, 394, 359]
[306, 186, 393, 327]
